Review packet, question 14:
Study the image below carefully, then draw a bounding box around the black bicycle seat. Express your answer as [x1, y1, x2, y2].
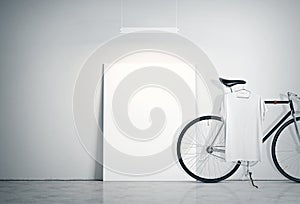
[219, 78, 246, 87]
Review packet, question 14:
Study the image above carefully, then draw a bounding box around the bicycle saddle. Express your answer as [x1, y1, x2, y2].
[219, 77, 246, 87]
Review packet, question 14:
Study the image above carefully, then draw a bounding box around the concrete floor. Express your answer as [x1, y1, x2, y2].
[0, 181, 299, 204]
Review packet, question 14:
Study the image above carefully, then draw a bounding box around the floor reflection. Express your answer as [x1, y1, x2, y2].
[0, 181, 299, 204]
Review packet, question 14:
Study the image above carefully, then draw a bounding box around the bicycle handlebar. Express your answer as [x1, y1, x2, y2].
[288, 92, 300, 101]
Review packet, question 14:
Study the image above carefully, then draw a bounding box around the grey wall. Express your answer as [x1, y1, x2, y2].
[0, 0, 300, 179]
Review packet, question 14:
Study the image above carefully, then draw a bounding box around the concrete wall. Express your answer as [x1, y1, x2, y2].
[0, 0, 299, 179]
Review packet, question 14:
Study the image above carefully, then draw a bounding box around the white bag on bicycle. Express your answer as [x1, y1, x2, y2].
[221, 92, 267, 162]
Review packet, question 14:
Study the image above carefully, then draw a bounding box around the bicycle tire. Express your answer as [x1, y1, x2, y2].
[272, 116, 300, 182]
[177, 115, 241, 183]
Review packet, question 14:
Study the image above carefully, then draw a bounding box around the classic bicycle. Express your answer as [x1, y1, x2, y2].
[177, 78, 300, 183]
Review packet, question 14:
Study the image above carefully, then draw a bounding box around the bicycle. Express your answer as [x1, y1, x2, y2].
[177, 78, 300, 183]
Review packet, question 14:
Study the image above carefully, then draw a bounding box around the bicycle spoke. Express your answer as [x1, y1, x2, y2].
[276, 150, 295, 153]
[211, 153, 225, 161]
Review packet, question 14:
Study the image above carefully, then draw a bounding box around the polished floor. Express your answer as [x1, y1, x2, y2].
[0, 181, 299, 204]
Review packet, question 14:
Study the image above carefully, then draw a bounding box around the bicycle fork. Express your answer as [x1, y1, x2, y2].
[292, 114, 300, 144]
[206, 120, 225, 158]
[288, 92, 300, 143]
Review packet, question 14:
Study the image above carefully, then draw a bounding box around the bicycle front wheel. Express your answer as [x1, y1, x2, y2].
[177, 115, 240, 183]
[272, 117, 300, 182]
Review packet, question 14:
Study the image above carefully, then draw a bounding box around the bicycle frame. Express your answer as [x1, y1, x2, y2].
[210, 93, 300, 153]
[263, 95, 300, 143]
[262, 100, 290, 143]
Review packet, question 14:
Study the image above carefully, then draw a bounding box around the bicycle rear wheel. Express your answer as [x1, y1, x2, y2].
[177, 115, 240, 183]
[272, 117, 300, 182]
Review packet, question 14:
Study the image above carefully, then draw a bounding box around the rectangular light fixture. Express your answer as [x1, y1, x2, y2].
[120, 27, 179, 33]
